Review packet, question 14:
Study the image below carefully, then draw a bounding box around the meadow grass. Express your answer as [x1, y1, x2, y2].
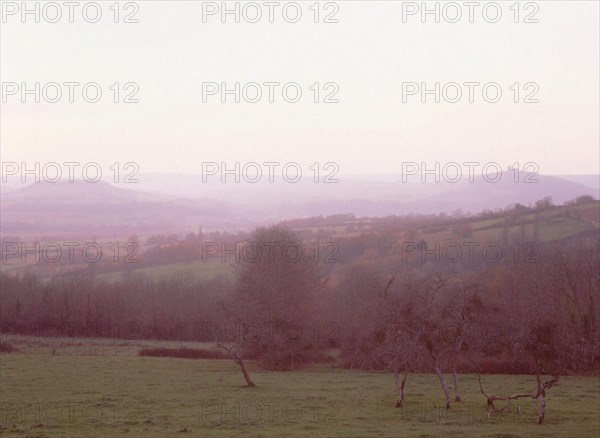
[1, 339, 599, 437]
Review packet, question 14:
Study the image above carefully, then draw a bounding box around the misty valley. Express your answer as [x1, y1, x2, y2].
[2, 2, 599, 436]
[1, 176, 599, 437]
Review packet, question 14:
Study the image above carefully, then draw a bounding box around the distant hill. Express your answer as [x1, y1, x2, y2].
[0, 180, 236, 238]
[129, 172, 598, 216]
[0, 174, 597, 238]
[555, 175, 599, 191]
[1, 179, 167, 203]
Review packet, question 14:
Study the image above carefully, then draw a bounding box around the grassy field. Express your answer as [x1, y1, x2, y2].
[1, 338, 599, 437]
[96, 258, 235, 283]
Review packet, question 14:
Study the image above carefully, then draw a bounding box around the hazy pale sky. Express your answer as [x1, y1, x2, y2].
[1, 1, 599, 176]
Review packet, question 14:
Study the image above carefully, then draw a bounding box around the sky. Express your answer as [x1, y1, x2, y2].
[1, 0, 599, 178]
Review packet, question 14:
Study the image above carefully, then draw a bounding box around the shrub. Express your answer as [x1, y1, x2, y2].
[138, 347, 227, 360]
[0, 342, 17, 353]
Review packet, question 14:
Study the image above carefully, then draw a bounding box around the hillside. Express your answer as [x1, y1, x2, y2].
[0, 180, 235, 238]
[1, 173, 597, 239]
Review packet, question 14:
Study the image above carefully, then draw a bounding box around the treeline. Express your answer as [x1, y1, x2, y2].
[326, 237, 600, 373]
[0, 272, 229, 342]
[1, 226, 599, 375]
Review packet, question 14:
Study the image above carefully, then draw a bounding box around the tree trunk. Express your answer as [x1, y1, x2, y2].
[237, 358, 256, 387]
[434, 365, 451, 409]
[453, 367, 461, 402]
[536, 374, 545, 424]
[218, 342, 257, 388]
[394, 366, 408, 407]
[537, 392, 545, 424]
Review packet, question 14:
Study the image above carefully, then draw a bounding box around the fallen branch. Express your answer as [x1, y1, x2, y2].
[477, 372, 533, 415]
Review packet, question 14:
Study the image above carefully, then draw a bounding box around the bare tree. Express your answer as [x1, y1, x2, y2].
[477, 367, 560, 424]
[217, 300, 257, 387]
[412, 273, 483, 409]
[217, 328, 256, 387]
[218, 225, 325, 385]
